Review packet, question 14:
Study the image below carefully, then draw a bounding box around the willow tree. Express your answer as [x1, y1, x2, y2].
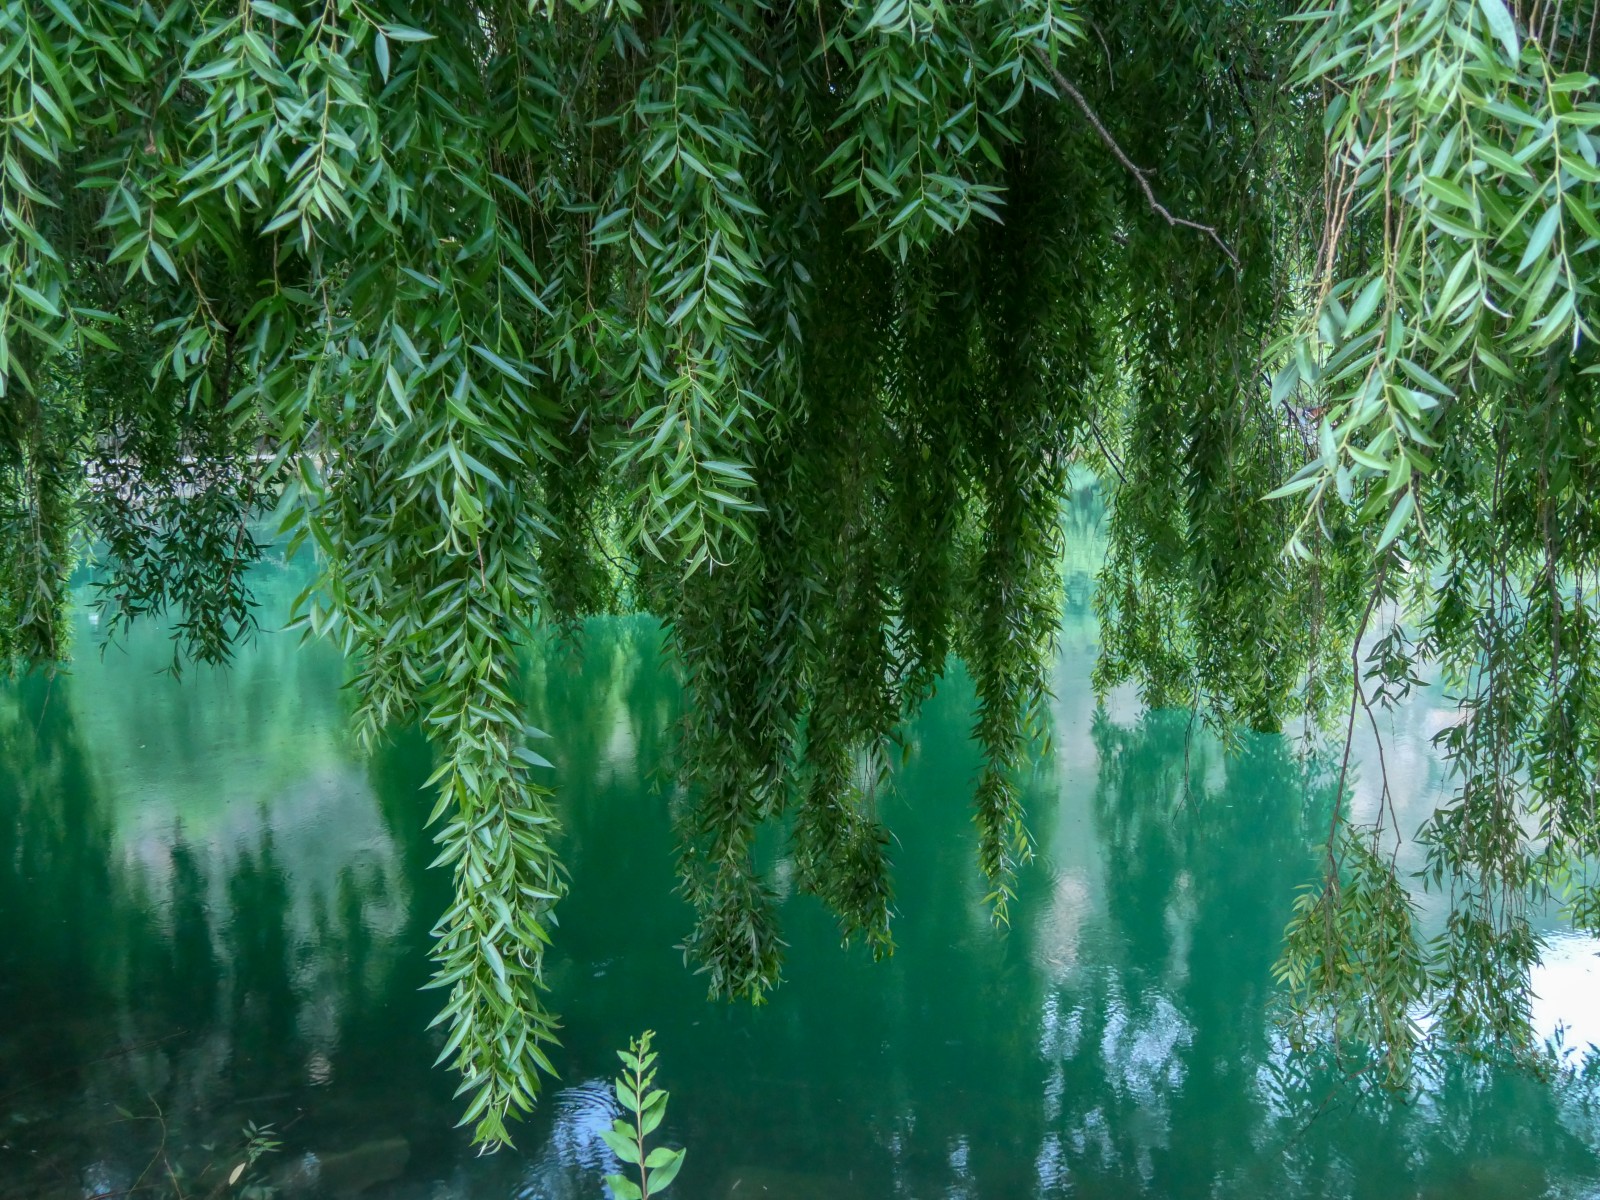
[2, 0, 1597, 1147]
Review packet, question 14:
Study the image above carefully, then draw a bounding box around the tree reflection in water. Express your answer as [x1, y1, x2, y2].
[0, 550, 1596, 1198]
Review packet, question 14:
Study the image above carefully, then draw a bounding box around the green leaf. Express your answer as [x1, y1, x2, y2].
[1376, 488, 1416, 551]
[1396, 359, 1451, 398]
[1264, 474, 1319, 501]
[382, 24, 435, 41]
[1420, 177, 1474, 216]
[1517, 206, 1562, 273]
[1473, 143, 1530, 179]
[250, 0, 303, 25]
[647, 1148, 686, 1192]
[600, 1128, 639, 1162]
[639, 1089, 667, 1135]
[512, 745, 554, 769]
[1564, 193, 1600, 242]
[470, 344, 533, 386]
[399, 445, 450, 480]
[1345, 277, 1385, 332]
[1317, 418, 1337, 467]
[148, 241, 179, 283]
[1476, 0, 1519, 65]
[13, 283, 60, 318]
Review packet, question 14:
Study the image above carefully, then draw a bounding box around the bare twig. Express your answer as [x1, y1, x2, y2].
[1085, 18, 1115, 89]
[1084, 411, 1127, 484]
[1328, 566, 1388, 873]
[1032, 50, 1241, 269]
[1354, 666, 1401, 859]
[119, 1096, 169, 1200]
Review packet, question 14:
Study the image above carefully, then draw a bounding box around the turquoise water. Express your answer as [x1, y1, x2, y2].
[2, 530, 1598, 1199]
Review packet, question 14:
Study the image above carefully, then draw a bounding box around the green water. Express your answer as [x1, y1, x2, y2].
[2, 532, 1598, 1199]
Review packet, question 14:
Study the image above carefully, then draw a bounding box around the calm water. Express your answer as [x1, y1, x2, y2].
[3, 524, 1598, 1199]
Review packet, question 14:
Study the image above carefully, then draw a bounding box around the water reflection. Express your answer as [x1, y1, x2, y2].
[0, 545, 1596, 1198]
[0, 587, 449, 1199]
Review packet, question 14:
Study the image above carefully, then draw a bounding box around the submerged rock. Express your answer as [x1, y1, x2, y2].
[274, 1136, 411, 1197]
[319, 1136, 411, 1195]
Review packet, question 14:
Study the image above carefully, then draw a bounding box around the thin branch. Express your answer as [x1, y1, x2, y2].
[1329, 565, 1388, 872]
[1032, 50, 1241, 269]
[1085, 411, 1127, 484]
[1355, 665, 1401, 858]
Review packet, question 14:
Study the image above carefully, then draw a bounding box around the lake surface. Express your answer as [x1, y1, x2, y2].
[3, 521, 1598, 1199]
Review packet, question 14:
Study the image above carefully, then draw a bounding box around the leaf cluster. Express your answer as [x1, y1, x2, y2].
[602, 1030, 686, 1200]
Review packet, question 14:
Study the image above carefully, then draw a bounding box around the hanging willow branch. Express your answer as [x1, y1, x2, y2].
[2, 0, 1597, 1149]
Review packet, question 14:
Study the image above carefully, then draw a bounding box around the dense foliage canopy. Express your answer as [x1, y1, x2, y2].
[3, 0, 1598, 1147]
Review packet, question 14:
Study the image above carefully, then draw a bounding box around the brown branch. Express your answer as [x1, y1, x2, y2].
[1032, 50, 1241, 270]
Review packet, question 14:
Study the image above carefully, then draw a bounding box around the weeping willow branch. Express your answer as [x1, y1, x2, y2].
[5, 0, 1597, 1151]
[1032, 49, 1243, 269]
